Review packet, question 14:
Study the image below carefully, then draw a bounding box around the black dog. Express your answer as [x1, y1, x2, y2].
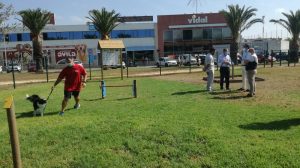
[26, 94, 47, 116]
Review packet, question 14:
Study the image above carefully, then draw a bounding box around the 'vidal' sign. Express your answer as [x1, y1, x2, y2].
[188, 15, 208, 24]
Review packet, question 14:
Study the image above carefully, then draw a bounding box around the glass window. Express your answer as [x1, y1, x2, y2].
[212, 28, 222, 40]
[83, 31, 98, 39]
[183, 30, 193, 40]
[222, 27, 232, 39]
[9, 34, 17, 42]
[173, 30, 182, 40]
[47, 32, 57, 40]
[22, 33, 31, 41]
[193, 29, 203, 40]
[203, 29, 212, 40]
[163, 30, 173, 42]
[73, 31, 83, 39]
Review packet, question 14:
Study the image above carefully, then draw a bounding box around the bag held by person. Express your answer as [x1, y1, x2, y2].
[246, 61, 257, 71]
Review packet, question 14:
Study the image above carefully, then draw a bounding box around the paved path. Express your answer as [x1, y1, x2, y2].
[0, 69, 203, 86]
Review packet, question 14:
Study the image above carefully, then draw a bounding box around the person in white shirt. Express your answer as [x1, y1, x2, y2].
[204, 48, 216, 92]
[244, 48, 258, 97]
[218, 48, 232, 90]
[239, 44, 250, 91]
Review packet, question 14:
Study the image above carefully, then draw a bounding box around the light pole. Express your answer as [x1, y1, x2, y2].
[3, 35, 8, 67]
[262, 16, 265, 39]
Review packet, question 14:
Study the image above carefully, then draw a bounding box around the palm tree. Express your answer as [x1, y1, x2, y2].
[18, 8, 50, 72]
[86, 8, 120, 40]
[270, 10, 300, 63]
[220, 5, 263, 64]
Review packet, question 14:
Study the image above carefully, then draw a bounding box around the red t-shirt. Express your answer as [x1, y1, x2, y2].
[58, 64, 87, 91]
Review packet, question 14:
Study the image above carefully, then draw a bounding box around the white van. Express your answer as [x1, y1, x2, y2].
[177, 54, 199, 66]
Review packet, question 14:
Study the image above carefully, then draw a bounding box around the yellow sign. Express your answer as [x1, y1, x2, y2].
[3, 95, 13, 109]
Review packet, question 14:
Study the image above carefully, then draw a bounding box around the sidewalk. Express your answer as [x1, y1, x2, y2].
[0, 68, 203, 86]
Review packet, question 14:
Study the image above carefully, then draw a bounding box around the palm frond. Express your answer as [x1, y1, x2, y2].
[86, 8, 120, 39]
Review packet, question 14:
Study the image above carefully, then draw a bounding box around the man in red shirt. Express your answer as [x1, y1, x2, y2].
[52, 57, 87, 115]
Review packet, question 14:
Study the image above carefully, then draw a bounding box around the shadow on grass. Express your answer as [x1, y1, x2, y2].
[172, 90, 207, 95]
[82, 98, 102, 101]
[212, 95, 250, 100]
[210, 90, 240, 95]
[239, 118, 300, 130]
[16, 108, 73, 118]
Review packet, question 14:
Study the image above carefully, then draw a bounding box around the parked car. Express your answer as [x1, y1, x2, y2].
[28, 62, 36, 72]
[111, 61, 126, 69]
[57, 59, 83, 67]
[258, 54, 276, 63]
[6, 63, 21, 73]
[156, 57, 178, 67]
[196, 54, 206, 65]
[178, 54, 198, 66]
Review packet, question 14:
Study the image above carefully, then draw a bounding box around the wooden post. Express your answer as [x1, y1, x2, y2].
[100, 49, 104, 81]
[133, 80, 137, 98]
[3, 96, 22, 168]
[100, 80, 106, 99]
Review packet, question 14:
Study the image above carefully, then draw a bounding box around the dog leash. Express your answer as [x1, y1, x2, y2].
[46, 87, 54, 101]
[43, 87, 54, 114]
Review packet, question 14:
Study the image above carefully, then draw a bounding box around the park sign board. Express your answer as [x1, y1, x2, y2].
[98, 40, 125, 66]
[98, 39, 125, 80]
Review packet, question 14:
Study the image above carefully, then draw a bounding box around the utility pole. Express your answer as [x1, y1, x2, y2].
[262, 16, 265, 39]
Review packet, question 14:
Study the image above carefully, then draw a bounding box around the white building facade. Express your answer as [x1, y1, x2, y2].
[0, 22, 157, 68]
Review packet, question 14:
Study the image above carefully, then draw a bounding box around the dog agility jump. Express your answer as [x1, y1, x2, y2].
[100, 80, 137, 99]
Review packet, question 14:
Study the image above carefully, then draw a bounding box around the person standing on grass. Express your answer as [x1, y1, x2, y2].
[245, 48, 258, 97]
[204, 48, 216, 92]
[218, 48, 232, 90]
[238, 44, 250, 91]
[52, 57, 87, 115]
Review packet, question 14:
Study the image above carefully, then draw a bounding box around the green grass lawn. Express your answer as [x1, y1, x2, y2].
[0, 66, 300, 167]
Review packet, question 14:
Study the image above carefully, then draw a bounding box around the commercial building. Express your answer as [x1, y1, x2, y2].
[242, 38, 289, 54]
[157, 13, 232, 57]
[1, 13, 235, 69]
[0, 19, 156, 68]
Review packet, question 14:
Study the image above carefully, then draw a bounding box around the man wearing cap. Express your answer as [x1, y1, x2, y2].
[218, 48, 232, 90]
[52, 57, 87, 115]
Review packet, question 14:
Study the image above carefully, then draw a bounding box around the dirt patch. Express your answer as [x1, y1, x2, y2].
[151, 66, 300, 109]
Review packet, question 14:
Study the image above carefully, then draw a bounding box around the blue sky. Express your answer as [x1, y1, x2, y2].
[2, 0, 299, 39]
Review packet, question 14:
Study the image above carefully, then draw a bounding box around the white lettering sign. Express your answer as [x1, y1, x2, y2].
[188, 15, 208, 24]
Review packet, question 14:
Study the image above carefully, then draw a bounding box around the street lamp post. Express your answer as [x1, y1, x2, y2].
[262, 16, 265, 38]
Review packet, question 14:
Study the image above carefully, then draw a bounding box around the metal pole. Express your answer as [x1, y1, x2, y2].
[4, 35, 8, 67]
[120, 49, 123, 80]
[4, 96, 22, 168]
[279, 50, 282, 66]
[11, 58, 16, 89]
[46, 55, 49, 83]
[126, 52, 129, 78]
[133, 80, 137, 98]
[88, 54, 91, 80]
[231, 64, 234, 79]
[159, 62, 162, 76]
[189, 54, 191, 73]
[100, 50, 103, 81]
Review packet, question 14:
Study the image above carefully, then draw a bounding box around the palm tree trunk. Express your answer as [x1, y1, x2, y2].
[230, 39, 238, 65]
[290, 40, 299, 63]
[32, 36, 44, 72]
